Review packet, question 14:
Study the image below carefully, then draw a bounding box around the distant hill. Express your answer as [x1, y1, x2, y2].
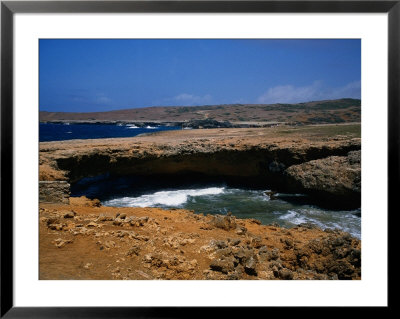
[40, 98, 361, 125]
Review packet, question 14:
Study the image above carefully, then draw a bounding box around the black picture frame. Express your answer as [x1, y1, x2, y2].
[1, 0, 396, 317]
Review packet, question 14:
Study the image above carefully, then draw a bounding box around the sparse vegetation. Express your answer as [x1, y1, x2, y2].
[40, 98, 361, 125]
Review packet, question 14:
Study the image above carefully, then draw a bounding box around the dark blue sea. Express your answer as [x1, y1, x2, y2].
[39, 123, 181, 142]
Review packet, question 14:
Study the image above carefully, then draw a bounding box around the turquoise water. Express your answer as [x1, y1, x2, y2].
[102, 186, 361, 239]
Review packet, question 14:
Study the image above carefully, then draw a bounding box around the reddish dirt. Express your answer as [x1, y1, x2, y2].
[39, 197, 361, 280]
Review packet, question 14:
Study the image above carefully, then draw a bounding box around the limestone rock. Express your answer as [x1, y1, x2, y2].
[209, 214, 237, 231]
[285, 150, 361, 208]
[126, 245, 141, 257]
[87, 222, 98, 228]
[63, 210, 76, 218]
[235, 226, 247, 236]
[96, 214, 114, 222]
[209, 257, 235, 274]
[53, 238, 73, 248]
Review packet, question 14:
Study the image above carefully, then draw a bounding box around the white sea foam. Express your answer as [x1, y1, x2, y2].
[100, 186, 360, 239]
[279, 210, 308, 225]
[103, 187, 225, 207]
[145, 125, 157, 129]
[279, 209, 361, 239]
[280, 210, 321, 226]
[126, 124, 139, 129]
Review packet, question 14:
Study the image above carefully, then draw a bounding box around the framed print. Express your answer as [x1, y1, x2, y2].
[1, 0, 396, 316]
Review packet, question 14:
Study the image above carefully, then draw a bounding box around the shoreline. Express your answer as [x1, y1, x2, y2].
[39, 124, 361, 280]
[40, 196, 361, 280]
[40, 124, 361, 209]
[39, 119, 283, 130]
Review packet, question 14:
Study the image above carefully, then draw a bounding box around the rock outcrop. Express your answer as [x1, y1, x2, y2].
[285, 150, 361, 208]
[39, 125, 361, 209]
[39, 181, 70, 204]
[39, 197, 361, 280]
[38, 125, 362, 281]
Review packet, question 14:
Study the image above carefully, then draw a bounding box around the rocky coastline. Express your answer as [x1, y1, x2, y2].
[40, 124, 361, 209]
[40, 197, 361, 280]
[40, 118, 281, 129]
[39, 124, 361, 280]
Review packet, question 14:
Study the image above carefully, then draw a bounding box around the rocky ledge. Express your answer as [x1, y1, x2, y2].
[39, 124, 361, 209]
[40, 197, 361, 280]
[285, 150, 361, 208]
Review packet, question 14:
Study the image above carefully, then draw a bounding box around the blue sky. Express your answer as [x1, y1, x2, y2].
[39, 39, 361, 112]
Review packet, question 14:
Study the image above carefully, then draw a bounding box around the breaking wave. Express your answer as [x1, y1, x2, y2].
[279, 209, 361, 239]
[103, 187, 225, 207]
[99, 185, 360, 239]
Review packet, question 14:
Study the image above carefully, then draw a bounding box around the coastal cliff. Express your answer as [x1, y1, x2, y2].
[285, 150, 361, 207]
[39, 124, 361, 280]
[40, 124, 361, 208]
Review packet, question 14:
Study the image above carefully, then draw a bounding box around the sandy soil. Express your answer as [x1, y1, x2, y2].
[39, 197, 361, 280]
[39, 124, 362, 280]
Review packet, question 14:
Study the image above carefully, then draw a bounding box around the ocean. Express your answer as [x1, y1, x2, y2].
[42, 123, 361, 239]
[71, 175, 361, 239]
[39, 122, 181, 142]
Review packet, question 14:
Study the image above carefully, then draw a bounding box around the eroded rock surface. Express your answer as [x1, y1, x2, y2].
[285, 150, 361, 207]
[39, 197, 361, 280]
[39, 181, 70, 204]
[39, 125, 361, 208]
